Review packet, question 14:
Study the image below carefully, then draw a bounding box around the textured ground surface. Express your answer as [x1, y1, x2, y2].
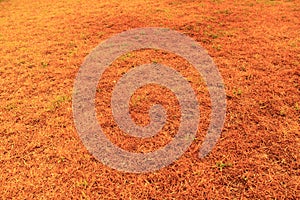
[0, 0, 299, 199]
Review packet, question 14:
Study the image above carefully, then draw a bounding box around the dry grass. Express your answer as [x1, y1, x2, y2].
[0, 0, 299, 199]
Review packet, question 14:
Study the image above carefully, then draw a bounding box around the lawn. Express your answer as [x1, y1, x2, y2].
[0, 0, 299, 199]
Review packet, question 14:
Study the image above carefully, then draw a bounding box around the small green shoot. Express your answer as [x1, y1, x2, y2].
[41, 61, 49, 68]
[152, 60, 158, 64]
[48, 95, 70, 111]
[76, 179, 88, 188]
[120, 53, 132, 61]
[233, 88, 242, 96]
[295, 102, 299, 111]
[279, 108, 286, 116]
[212, 44, 222, 51]
[216, 161, 232, 171]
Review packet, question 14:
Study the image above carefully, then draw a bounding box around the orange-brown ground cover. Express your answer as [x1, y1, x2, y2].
[0, 0, 299, 199]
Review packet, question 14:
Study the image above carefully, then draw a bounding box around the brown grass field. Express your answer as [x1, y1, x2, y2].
[0, 0, 299, 199]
